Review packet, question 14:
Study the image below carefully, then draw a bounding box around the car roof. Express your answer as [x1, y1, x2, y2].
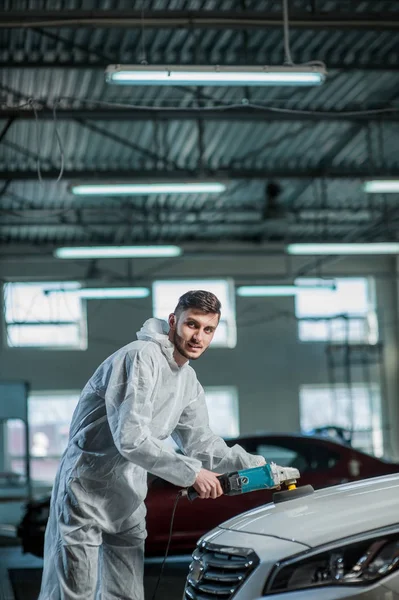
[225, 432, 393, 461]
[221, 473, 399, 548]
[227, 432, 346, 444]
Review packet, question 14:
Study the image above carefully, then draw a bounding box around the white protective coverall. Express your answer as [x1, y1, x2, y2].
[39, 318, 265, 600]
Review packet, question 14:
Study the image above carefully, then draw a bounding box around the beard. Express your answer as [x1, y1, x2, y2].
[173, 330, 204, 361]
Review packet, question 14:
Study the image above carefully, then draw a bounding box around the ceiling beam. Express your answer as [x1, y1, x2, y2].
[0, 118, 15, 143]
[1, 62, 399, 72]
[1, 11, 399, 31]
[1, 107, 399, 123]
[0, 221, 375, 230]
[0, 208, 388, 226]
[0, 168, 396, 181]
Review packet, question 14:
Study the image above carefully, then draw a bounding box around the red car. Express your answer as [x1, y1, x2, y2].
[17, 433, 399, 559]
[145, 433, 399, 556]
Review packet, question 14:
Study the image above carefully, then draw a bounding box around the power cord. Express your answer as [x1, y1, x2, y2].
[150, 489, 184, 600]
[281, 0, 325, 69]
[30, 97, 65, 184]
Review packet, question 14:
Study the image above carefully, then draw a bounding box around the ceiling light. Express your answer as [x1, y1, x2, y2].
[237, 286, 301, 297]
[363, 180, 399, 193]
[54, 246, 182, 259]
[105, 65, 327, 86]
[41, 282, 82, 291]
[237, 282, 336, 297]
[287, 243, 399, 255]
[78, 288, 149, 299]
[71, 183, 226, 195]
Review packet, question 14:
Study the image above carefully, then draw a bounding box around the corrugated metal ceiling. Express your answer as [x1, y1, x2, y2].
[1, 1, 399, 248]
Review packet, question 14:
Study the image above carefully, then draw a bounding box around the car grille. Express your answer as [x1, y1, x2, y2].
[184, 541, 259, 599]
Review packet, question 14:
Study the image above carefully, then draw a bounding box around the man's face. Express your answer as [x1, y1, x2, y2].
[168, 309, 219, 361]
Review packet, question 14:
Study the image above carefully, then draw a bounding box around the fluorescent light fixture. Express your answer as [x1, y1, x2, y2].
[78, 287, 149, 299]
[105, 64, 327, 87]
[237, 286, 300, 297]
[237, 282, 336, 297]
[55, 246, 182, 259]
[40, 282, 82, 291]
[71, 183, 226, 195]
[363, 180, 399, 193]
[287, 243, 399, 255]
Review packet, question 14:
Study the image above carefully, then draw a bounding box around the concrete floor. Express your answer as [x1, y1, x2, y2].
[0, 545, 191, 600]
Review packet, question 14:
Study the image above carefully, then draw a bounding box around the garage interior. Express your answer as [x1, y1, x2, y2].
[1, 1, 399, 599]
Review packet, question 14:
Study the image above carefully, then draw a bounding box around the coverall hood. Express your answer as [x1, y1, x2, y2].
[136, 317, 183, 368]
[136, 316, 169, 343]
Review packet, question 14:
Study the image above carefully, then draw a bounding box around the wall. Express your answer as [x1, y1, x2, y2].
[0, 250, 398, 458]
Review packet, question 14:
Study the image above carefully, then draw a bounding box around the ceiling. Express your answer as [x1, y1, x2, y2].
[1, 1, 399, 251]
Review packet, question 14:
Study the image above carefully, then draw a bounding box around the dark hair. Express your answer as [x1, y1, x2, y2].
[174, 290, 221, 318]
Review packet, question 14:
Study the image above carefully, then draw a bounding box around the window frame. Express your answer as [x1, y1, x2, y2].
[3, 282, 88, 350]
[299, 383, 383, 457]
[294, 277, 377, 344]
[204, 385, 240, 438]
[7, 390, 81, 486]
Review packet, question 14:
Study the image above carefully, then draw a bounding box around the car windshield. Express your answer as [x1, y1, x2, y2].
[234, 438, 340, 473]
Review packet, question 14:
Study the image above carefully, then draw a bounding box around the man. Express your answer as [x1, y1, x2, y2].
[39, 290, 266, 600]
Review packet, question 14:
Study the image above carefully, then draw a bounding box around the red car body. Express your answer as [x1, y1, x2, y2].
[144, 433, 399, 556]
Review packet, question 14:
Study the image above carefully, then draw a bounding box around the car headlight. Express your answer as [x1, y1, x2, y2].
[264, 529, 399, 595]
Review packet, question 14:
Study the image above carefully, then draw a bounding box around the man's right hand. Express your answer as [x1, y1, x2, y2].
[193, 469, 224, 499]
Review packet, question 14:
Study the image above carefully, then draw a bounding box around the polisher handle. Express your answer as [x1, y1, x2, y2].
[184, 487, 200, 501]
[183, 473, 231, 501]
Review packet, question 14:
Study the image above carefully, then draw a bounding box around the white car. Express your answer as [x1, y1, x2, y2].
[184, 473, 399, 599]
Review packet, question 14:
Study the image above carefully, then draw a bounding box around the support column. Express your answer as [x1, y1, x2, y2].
[378, 260, 399, 459]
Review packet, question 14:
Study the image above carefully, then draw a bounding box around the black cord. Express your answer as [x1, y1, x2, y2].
[150, 490, 184, 600]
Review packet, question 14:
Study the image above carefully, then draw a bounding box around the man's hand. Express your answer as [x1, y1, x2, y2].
[193, 469, 224, 499]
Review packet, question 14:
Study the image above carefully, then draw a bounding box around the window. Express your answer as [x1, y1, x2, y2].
[295, 277, 377, 344]
[255, 444, 299, 467]
[4, 282, 87, 349]
[2, 419, 28, 488]
[152, 279, 237, 348]
[236, 438, 339, 474]
[8, 391, 80, 484]
[299, 384, 383, 456]
[204, 387, 239, 438]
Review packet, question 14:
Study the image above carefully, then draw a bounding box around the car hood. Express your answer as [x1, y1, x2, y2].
[220, 474, 399, 548]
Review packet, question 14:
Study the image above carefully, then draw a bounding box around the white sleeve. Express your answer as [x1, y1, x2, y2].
[172, 383, 264, 473]
[105, 349, 202, 488]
